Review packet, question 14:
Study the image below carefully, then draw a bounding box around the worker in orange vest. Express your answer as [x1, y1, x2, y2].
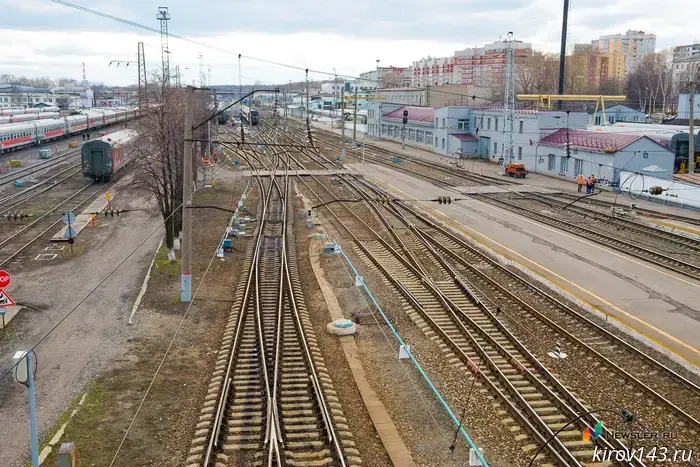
[586, 175, 594, 194]
[577, 173, 584, 192]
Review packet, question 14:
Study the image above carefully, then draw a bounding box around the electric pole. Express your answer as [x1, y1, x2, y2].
[305, 68, 310, 128]
[689, 75, 696, 173]
[376, 59, 382, 139]
[504, 32, 515, 163]
[557, 0, 570, 110]
[353, 86, 358, 144]
[137, 42, 147, 111]
[341, 85, 346, 159]
[181, 86, 194, 302]
[157, 7, 171, 87]
[333, 68, 337, 127]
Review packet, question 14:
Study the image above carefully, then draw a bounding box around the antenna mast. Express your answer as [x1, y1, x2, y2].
[157, 6, 171, 86]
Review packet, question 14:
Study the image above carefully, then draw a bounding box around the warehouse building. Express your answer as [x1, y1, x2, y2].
[535, 129, 675, 185]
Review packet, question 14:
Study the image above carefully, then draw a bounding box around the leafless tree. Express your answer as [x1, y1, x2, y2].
[131, 75, 210, 261]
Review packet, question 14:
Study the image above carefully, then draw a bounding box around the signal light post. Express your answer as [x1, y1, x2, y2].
[402, 109, 408, 149]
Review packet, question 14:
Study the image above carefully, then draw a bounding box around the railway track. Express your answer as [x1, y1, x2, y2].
[186, 143, 358, 467]
[0, 149, 81, 188]
[521, 192, 700, 250]
[552, 192, 700, 227]
[279, 123, 700, 465]
[0, 183, 104, 267]
[472, 192, 700, 281]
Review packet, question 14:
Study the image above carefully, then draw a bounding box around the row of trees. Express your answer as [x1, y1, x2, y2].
[0, 74, 75, 89]
[514, 48, 692, 114]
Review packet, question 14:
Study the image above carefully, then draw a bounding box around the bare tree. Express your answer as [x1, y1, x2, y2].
[132, 76, 210, 261]
[655, 49, 674, 114]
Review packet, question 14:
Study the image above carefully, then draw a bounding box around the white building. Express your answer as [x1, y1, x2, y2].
[591, 30, 656, 74]
[536, 129, 675, 184]
[410, 56, 454, 88]
[678, 93, 700, 120]
[0, 84, 93, 109]
[672, 44, 700, 82]
[470, 108, 587, 163]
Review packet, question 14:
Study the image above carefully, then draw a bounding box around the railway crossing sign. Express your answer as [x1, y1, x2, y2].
[0, 270, 10, 289]
[0, 289, 16, 307]
[105, 192, 112, 201]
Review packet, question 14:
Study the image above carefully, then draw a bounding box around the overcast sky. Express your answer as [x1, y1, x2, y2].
[1, 0, 698, 86]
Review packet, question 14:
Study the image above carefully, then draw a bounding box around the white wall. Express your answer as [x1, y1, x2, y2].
[678, 93, 700, 120]
[619, 171, 700, 209]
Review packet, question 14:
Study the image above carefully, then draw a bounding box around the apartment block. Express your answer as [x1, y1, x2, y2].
[591, 30, 656, 74]
[672, 43, 700, 82]
[453, 40, 532, 88]
[410, 56, 455, 88]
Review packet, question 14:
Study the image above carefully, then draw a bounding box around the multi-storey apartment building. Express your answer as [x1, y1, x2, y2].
[453, 40, 532, 88]
[672, 43, 700, 82]
[410, 56, 454, 88]
[359, 66, 411, 88]
[590, 30, 656, 74]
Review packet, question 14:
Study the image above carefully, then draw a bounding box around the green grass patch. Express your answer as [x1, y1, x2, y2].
[36, 383, 106, 466]
[152, 242, 181, 276]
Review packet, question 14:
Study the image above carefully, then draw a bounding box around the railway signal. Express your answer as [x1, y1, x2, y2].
[436, 196, 452, 205]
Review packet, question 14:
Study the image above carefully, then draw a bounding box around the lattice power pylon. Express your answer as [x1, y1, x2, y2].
[175, 65, 181, 87]
[157, 6, 171, 87]
[503, 32, 516, 162]
[198, 53, 205, 87]
[137, 41, 147, 109]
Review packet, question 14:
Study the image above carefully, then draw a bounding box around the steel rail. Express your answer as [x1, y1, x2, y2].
[273, 126, 584, 466]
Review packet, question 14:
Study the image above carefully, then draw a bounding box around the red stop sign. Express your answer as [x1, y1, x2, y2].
[0, 270, 10, 288]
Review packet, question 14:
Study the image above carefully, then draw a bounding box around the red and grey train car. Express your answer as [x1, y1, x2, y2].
[0, 108, 139, 154]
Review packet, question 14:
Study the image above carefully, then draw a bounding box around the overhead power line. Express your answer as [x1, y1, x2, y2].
[48, 0, 360, 80]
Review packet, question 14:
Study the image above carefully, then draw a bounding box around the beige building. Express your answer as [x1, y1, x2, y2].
[590, 30, 656, 74]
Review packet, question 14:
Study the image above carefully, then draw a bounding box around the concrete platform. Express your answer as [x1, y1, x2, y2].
[349, 162, 700, 371]
[52, 196, 109, 242]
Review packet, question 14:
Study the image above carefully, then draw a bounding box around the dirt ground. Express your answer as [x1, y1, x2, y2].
[0, 169, 249, 467]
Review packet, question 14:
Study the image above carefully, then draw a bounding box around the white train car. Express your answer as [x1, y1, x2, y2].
[0, 112, 61, 124]
[0, 106, 60, 116]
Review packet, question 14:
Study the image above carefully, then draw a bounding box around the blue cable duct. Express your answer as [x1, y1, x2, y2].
[335, 244, 489, 467]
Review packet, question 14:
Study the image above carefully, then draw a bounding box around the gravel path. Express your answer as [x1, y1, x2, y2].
[0, 188, 162, 467]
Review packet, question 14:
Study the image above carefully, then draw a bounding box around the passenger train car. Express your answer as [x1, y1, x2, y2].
[240, 105, 260, 125]
[0, 106, 60, 116]
[0, 112, 61, 124]
[81, 129, 138, 182]
[0, 108, 139, 154]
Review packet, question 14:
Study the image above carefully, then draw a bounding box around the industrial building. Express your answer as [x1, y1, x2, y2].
[591, 104, 646, 125]
[0, 83, 94, 109]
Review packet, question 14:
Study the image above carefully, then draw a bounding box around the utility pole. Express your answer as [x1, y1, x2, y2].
[137, 42, 147, 111]
[557, 0, 570, 110]
[305, 68, 310, 128]
[341, 85, 346, 159]
[238, 54, 242, 102]
[353, 86, 358, 143]
[333, 69, 337, 127]
[566, 110, 571, 164]
[689, 79, 695, 173]
[504, 32, 515, 163]
[376, 59, 382, 139]
[181, 86, 194, 302]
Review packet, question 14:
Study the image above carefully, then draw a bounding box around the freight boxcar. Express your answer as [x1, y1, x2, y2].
[81, 129, 138, 182]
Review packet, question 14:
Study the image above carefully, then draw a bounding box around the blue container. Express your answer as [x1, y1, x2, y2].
[15, 180, 23, 187]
